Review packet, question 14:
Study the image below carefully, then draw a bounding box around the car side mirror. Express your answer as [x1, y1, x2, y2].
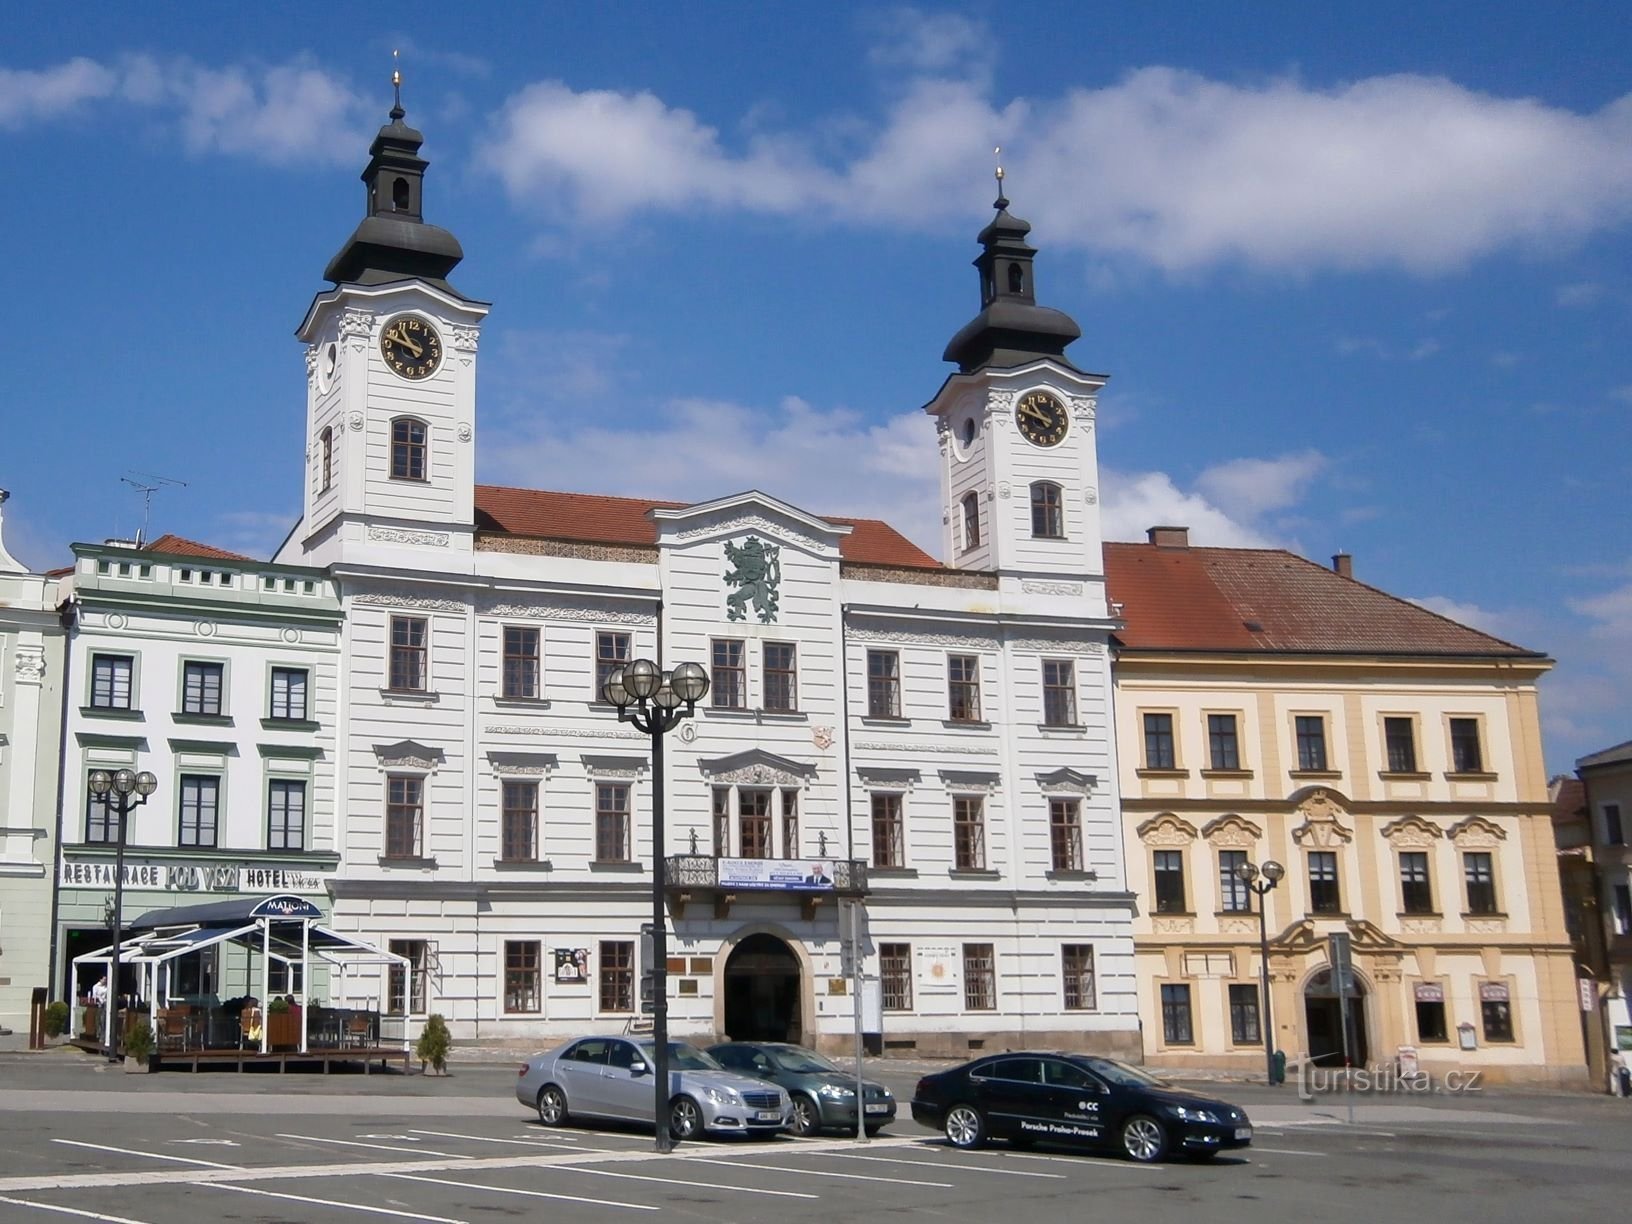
[630, 1061, 648, 1076]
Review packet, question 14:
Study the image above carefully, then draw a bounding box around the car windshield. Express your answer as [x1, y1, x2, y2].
[1078, 1057, 1171, 1089]
[771, 1048, 841, 1074]
[638, 1041, 721, 1071]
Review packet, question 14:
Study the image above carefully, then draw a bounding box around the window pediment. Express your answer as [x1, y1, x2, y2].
[1137, 813, 1198, 847]
[374, 740, 445, 771]
[1036, 767, 1096, 796]
[1291, 787, 1354, 847]
[1201, 814, 1261, 847]
[699, 748, 814, 788]
[1380, 815, 1443, 848]
[1446, 815, 1506, 847]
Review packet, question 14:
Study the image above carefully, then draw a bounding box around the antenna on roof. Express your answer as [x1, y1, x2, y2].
[120, 472, 187, 549]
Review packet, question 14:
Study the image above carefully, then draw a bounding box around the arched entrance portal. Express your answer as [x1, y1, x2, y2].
[1303, 966, 1369, 1066]
[723, 934, 802, 1043]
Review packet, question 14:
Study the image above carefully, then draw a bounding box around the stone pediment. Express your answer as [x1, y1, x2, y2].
[698, 748, 816, 787]
[1276, 917, 1405, 954]
[1446, 815, 1507, 847]
[1380, 815, 1443, 847]
[487, 750, 559, 778]
[373, 740, 445, 770]
[1036, 767, 1096, 796]
[1290, 787, 1353, 846]
[650, 491, 852, 556]
[1136, 813, 1198, 847]
[1201, 814, 1262, 846]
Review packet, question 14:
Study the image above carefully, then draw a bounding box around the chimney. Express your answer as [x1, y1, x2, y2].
[1147, 525, 1190, 549]
[1332, 552, 1353, 580]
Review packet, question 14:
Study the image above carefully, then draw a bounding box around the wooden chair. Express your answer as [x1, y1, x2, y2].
[345, 1014, 372, 1049]
[157, 1006, 192, 1052]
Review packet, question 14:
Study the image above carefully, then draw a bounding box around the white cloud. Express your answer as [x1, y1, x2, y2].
[1193, 450, 1327, 523]
[1407, 595, 1516, 637]
[1100, 470, 1278, 547]
[0, 54, 370, 165]
[1611, 385, 1632, 405]
[213, 509, 298, 560]
[1556, 281, 1604, 307]
[477, 66, 1632, 274]
[864, 9, 989, 76]
[1409, 338, 1442, 360]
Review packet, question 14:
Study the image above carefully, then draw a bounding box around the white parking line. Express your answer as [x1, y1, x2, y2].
[206, 1182, 472, 1222]
[1250, 1147, 1324, 1157]
[378, 1171, 658, 1212]
[0, 1196, 155, 1224]
[818, 1151, 1065, 1178]
[551, 1165, 819, 1199]
[49, 1140, 237, 1170]
[687, 1157, 953, 1188]
[936, 1147, 1157, 1170]
[274, 1134, 472, 1159]
[409, 1129, 583, 1152]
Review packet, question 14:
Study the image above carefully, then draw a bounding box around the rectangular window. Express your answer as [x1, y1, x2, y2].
[953, 796, 986, 870]
[1416, 989, 1449, 1042]
[738, 789, 772, 858]
[781, 789, 799, 858]
[1041, 659, 1078, 727]
[178, 775, 220, 848]
[879, 943, 913, 1011]
[1309, 850, 1341, 913]
[501, 780, 538, 862]
[502, 627, 540, 699]
[85, 780, 118, 844]
[1062, 944, 1097, 1010]
[1229, 983, 1261, 1044]
[962, 492, 981, 550]
[388, 939, 428, 1014]
[1606, 804, 1626, 846]
[711, 639, 746, 709]
[504, 941, 542, 1014]
[1219, 850, 1250, 912]
[389, 616, 427, 692]
[599, 941, 634, 1012]
[1296, 716, 1329, 771]
[268, 779, 306, 851]
[712, 787, 729, 856]
[947, 655, 982, 722]
[1480, 985, 1514, 1042]
[1143, 712, 1176, 769]
[1161, 983, 1194, 1044]
[867, 650, 901, 719]
[1208, 714, 1240, 770]
[595, 632, 631, 699]
[1030, 481, 1064, 538]
[385, 775, 424, 859]
[320, 426, 333, 493]
[181, 661, 224, 716]
[763, 642, 797, 712]
[91, 654, 134, 709]
[1153, 850, 1187, 913]
[963, 944, 996, 1011]
[596, 783, 630, 862]
[390, 418, 427, 481]
[1397, 851, 1434, 914]
[1384, 717, 1418, 773]
[1450, 718, 1484, 773]
[1615, 884, 1632, 935]
[270, 667, 309, 721]
[871, 793, 904, 868]
[1463, 852, 1498, 914]
[1049, 799, 1082, 872]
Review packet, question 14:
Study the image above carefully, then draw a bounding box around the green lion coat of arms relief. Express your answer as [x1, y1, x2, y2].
[724, 536, 781, 623]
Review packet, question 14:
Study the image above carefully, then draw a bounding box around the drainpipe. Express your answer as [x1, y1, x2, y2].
[45, 596, 77, 1004]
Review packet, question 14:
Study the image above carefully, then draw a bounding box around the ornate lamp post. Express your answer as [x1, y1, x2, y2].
[1234, 858, 1285, 1085]
[87, 767, 158, 1061]
[602, 658, 709, 1152]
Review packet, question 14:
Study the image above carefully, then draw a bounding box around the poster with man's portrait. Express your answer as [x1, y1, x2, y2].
[554, 947, 590, 983]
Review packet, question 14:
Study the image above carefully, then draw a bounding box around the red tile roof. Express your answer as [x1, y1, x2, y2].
[473, 485, 942, 569]
[1104, 542, 1541, 657]
[143, 534, 252, 562]
[1551, 777, 1586, 824]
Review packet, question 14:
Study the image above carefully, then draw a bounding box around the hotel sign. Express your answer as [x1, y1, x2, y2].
[60, 858, 326, 895]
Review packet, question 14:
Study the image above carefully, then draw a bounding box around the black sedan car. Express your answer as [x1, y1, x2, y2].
[911, 1052, 1251, 1162]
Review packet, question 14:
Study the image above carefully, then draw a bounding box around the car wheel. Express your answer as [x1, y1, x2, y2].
[944, 1103, 987, 1150]
[669, 1095, 704, 1142]
[536, 1085, 568, 1127]
[789, 1094, 821, 1138]
[1120, 1114, 1169, 1163]
[865, 1125, 884, 1138]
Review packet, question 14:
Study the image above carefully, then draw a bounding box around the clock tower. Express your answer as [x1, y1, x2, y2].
[281, 77, 490, 569]
[924, 176, 1108, 594]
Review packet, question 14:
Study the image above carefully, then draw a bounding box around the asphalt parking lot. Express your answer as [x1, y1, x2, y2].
[0, 1055, 1627, 1223]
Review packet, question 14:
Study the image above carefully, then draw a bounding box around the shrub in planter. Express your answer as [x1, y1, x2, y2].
[125, 1019, 156, 1069]
[43, 1001, 70, 1038]
[416, 1013, 451, 1075]
[268, 997, 291, 1013]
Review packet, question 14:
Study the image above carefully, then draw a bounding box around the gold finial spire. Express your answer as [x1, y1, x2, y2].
[993, 145, 1008, 210]
[391, 48, 404, 118]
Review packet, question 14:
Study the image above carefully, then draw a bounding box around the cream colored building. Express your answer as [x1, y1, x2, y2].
[1111, 528, 1584, 1086]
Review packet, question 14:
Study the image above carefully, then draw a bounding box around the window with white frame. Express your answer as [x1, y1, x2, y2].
[178, 775, 220, 848]
[268, 779, 306, 851]
[1049, 798, 1082, 871]
[90, 654, 134, 709]
[947, 654, 981, 722]
[181, 661, 224, 716]
[872, 792, 904, 868]
[711, 639, 746, 709]
[1041, 659, 1077, 726]
[269, 667, 309, 721]
[953, 796, 986, 870]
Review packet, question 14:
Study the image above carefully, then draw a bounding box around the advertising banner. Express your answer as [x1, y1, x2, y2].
[718, 858, 835, 891]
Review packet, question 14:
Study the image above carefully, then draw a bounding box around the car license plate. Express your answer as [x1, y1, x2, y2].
[756, 1110, 782, 1122]
[1234, 1126, 1252, 1141]
[865, 1103, 889, 1114]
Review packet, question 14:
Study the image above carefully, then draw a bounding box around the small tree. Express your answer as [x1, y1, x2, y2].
[416, 1013, 451, 1075]
[268, 997, 290, 1013]
[125, 1019, 156, 1066]
[43, 1001, 70, 1038]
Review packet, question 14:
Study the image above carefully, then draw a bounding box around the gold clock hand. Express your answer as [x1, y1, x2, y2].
[1020, 403, 1052, 422]
[387, 327, 423, 358]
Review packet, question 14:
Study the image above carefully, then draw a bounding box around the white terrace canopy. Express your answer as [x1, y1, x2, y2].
[72, 894, 408, 1057]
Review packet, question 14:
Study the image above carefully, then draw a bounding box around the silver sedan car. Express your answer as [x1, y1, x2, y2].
[516, 1036, 793, 1140]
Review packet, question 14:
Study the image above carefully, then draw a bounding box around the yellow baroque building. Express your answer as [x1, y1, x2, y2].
[1110, 528, 1585, 1086]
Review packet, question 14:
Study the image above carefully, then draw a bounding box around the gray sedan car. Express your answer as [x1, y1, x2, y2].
[515, 1036, 793, 1140]
[708, 1041, 897, 1136]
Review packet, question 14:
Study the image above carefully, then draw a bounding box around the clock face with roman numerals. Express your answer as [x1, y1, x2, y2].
[379, 314, 443, 380]
[1015, 390, 1068, 447]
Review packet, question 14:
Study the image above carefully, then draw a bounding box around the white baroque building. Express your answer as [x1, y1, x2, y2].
[271, 99, 1139, 1055]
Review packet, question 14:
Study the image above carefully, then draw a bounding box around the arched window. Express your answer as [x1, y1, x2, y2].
[319, 426, 334, 493]
[1008, 262, 1025, 294]
[392, 177, 410, 211]
[961, 417, 977, 447]
[1030, 481, 1064, 539]
[961, 491, 981, 550]
[390, 417, 428, 482]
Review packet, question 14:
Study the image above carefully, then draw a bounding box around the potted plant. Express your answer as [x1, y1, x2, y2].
[416, 1013, 451, 1076]
[124, 1019, 155, 1073]
[43, 1001, 69, 1040]
[267, 996, 299, 1050]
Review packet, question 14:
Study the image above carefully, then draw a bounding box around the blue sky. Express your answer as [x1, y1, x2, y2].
[3, 2, 1629, 773]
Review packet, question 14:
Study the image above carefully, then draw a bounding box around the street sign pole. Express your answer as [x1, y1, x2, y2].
[1328, 932, 1356, 1124]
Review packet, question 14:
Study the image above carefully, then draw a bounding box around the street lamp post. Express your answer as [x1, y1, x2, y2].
[86, 767, 158, 1062]
[602, 658, 709, 1153]
[1234, 858, 1285, 1085]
